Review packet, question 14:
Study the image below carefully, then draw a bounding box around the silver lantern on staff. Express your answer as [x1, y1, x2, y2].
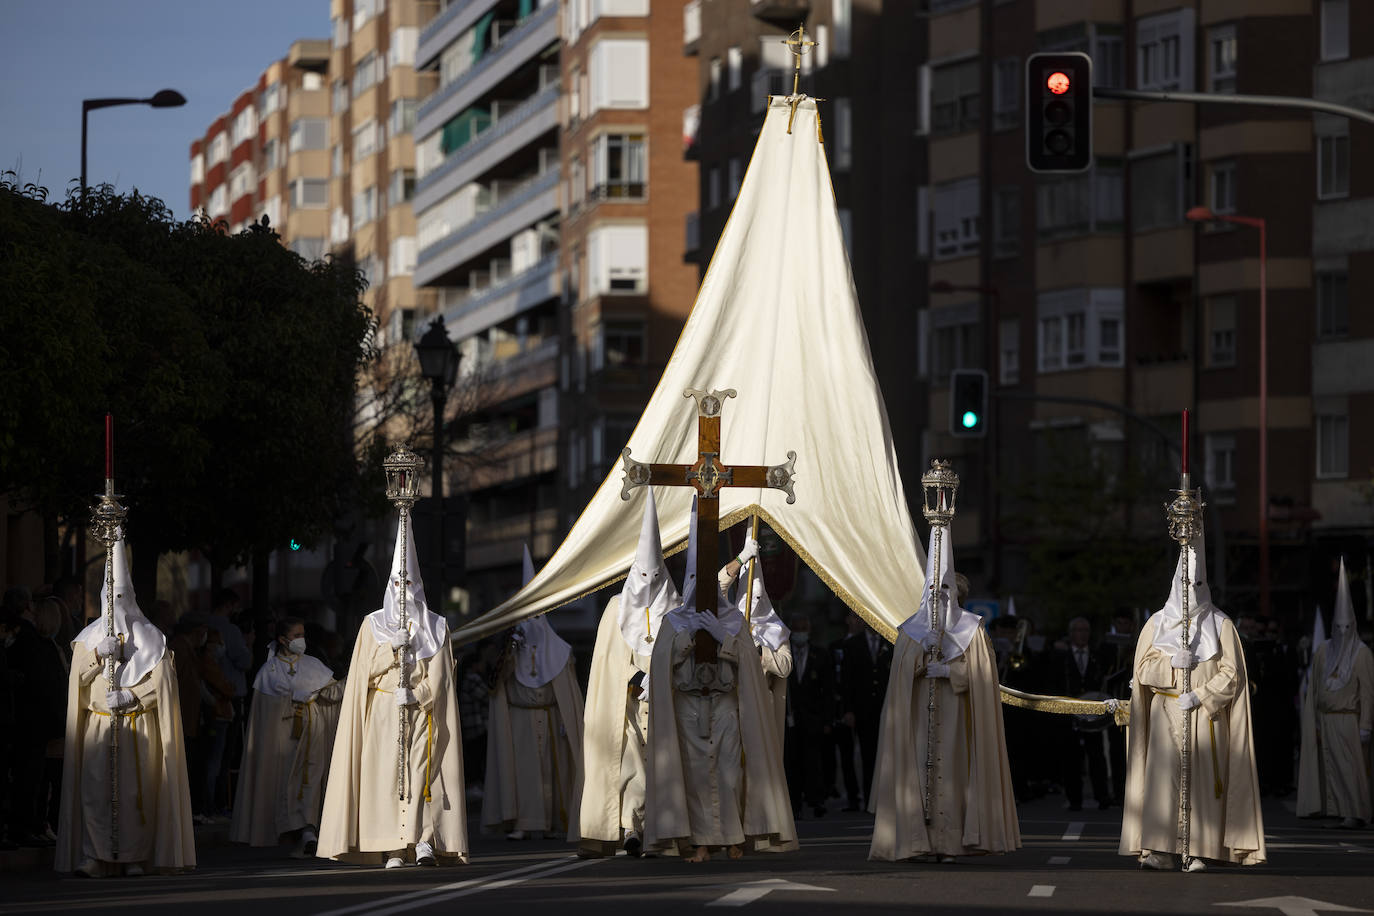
[384, 444, 424, 801]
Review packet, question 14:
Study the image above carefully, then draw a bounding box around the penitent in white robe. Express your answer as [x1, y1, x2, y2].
[316, 628, 467, 864]
[1118, 614, 1266, 864]
[483, 658, 585, 838]
[54, 643, 196, 874]
[1297, 641, 1374, 821]
[868, 630, 1019, 860]
[230, 655, 344, 847]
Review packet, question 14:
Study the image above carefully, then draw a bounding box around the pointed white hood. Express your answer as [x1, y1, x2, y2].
[1151, 527, 1226, 661]
[666, 497, 742, 637]
[367, 511, 447, 660]
[1312, 605, 1327, 652]
[76, 532, 167, 688]
[512, 545, 571, 688]
[742, 564, 788, 652]
[1324, 559, 1361, 690]
[617, 488, 682, 653]
[899, 523, 981, 661]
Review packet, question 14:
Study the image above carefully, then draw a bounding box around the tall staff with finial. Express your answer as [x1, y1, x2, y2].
[383, 444, 425, 802]
[779, 24, 820, 134]
[919, 460, 959, 826]
[1165, 409, 1205, 871]
[89, 413, 128, 860]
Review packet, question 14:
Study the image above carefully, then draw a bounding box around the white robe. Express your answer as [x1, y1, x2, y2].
[1297, 641, 1374, 821]
[230, 662, 344, 847]
[483, 657, 584, 838]
[316, 625, 468, 864]
[868, 630, 1019, 860]
[54, 643, 196, 873]
[1118, 614, 1265, 864]
[644, 623, 796, 854]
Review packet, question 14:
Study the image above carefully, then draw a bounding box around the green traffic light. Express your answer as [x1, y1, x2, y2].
[962, 411, 979, 429]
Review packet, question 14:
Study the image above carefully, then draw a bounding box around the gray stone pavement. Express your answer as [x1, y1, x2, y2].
[1, 795, 1369, 915]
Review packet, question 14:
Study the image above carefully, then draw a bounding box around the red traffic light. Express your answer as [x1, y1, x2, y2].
[1047, 71, 1071, 95]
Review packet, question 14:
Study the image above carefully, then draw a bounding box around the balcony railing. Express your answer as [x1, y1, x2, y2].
[440, 253, 557, 325]
[417, 168, 560, 267]
[416, 82, 559, 197]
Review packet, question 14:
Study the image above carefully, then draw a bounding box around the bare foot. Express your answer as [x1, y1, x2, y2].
[727, 845, 744, 860]
[685, 846, 711, 863]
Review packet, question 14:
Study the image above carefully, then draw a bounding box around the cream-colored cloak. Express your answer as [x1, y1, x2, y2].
[55, 642, 196, 873]
[230, 656, 344, 847]
[868, 629, 1019, 860]
[1118, 614, 1265, 864]
[1297, 641, 1373, 821]
[644, 623, 796, 854]
[483, 656, 585, 838]
[316, 629, 467, 864]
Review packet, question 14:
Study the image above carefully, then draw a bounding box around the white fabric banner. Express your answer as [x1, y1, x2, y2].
[453, 96, 926, 644]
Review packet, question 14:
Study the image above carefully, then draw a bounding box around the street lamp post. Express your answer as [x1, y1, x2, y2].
[1186, 206, 1268, 618]
[415, 317, 461, 614]
[81, 90, 187, 207]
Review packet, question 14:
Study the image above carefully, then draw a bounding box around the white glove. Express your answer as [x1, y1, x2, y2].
[1360, 729, 1371, 743]
[1171, 651, 1196, 669]
[737, 535, 760, 565]
[292, 687, 316, 704]
[106, 688, 136, 710]
[96, 635, 122, 660]
[1176, 691, 1200, 711]
[395, 687, 417, 707]
[389, 628, 411, 650]
[699, 612, 730, 645]
[925, 662, 950, 679]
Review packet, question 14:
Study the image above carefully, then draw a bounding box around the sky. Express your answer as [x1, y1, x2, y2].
[1, 0, 329, 219]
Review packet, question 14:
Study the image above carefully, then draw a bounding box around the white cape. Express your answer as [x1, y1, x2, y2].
[453, 95, 925, 644]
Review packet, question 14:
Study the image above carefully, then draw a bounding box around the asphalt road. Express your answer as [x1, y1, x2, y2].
[2, 796, 1369, 915]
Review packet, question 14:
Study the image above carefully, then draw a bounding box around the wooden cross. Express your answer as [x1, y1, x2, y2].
[621, 388, 797, 661]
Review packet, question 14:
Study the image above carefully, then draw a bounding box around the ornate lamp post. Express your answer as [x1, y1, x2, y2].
[414, 317, 461, 613]
[918, 458, 959, 825]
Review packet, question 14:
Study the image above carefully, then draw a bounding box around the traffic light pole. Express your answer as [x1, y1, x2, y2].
[1092, 86, 1374, 125]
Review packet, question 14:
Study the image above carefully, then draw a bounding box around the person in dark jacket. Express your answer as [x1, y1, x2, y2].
[784, 614, 835, 818]
[838, 611, 892, 807]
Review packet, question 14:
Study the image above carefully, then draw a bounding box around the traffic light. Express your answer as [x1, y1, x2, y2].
[949, 369, 988, 438]
[1025, 51, 1093, 173]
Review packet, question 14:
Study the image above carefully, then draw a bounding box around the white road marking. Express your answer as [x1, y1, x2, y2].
[1047, 856, 1071, 865]
[1061, 822, 1084, 841]
[1214, 896, 1372, 916]
[706, 878, 835, 908]
[1028, 885, 1055, 898]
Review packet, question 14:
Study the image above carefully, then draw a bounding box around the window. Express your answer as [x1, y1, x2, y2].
[353, 119, 382, 160]
[353, 52, 382, 98]
[288, 118, 327, 152]
[1318, 131, 1350, 199]
[1037, 288, 1123, 372]
[331, 207, 351, 244]
[1130, 145, 1190, 231]
[833, 98, 852, 170]
[589, 133, 646, 200]
[993, 58, 1019, 130]
[585, 224, 648, 295]
[1207, 296, 1236, 366]
[1040, 23, 1123, 89]
[332, 79, 349, 114]
[708, 57, 722, 102]
[208, 185, 228, 218]
[590, 0, 649, 19]
[1316, 269, 1349, 338]
[388, 235, 417, 277]
[260, 81, 283, 117]
[332, 143, 344, 176]
[388, 26, 418, 69]
[359, 254, 383, 290]
[292, 178, 328, 209]
[727, 46, 742, 92]
[390, 99, 418, 137]
[600, 320, 646, 367]
[993, 185, 1019, 258]
[208, 131, 229, 166]
[332, 15, 348, 48]
[708, 166, 721, 209]
[728, 158, 742, 198]
[1037, 159, 1123, 237]
[353, 0, 381, 31]
[301, 72, 323, 91]
[931, 59, 979, 134]
[1205, 433, 1236, 496]
[1136, 9, 1194, 91]
[832, 0, 851, 59]
[589, 38, 649, 113]
[999, 319, 1019, 385]
[1209, 25, 1237, 93]
[933, 178, 979, 260]
[263, 138, 280, 171]
[1321, 0, 1349, 61]
[929, 305, 980, 386]
[228, 162, 255, 200]
[190, 153, 204, 184]
[389, 167, 416, 205]
[291, 237, 326, 261]
[353, 186, 377, 227]
[1317, 411, 1349, 478]
[1210, 160, 1236, 214]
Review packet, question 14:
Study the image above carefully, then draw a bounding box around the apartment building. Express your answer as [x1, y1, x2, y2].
[917, 0, 1370, 619]
[686, 0, 929, 526]
[411, 0, 563, 612]
[189, 40, 332, 258]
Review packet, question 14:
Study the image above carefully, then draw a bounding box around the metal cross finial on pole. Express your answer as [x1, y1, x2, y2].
[919, 459, 959, 826]
[780, 25, 819, 134]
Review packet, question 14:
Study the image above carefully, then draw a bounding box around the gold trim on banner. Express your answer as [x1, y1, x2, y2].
[998, 685, 1130, 727]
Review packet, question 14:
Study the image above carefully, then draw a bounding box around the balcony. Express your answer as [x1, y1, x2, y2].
[466, 505, 559, 570]
[750, 0, 810, 23]
[415, 167, 560, 288]
[417, 0, 502, 71]
[684, 0, 701, 54]
[414, 82, 559, 215]
[441, 253, 559, 341]
[415, 2, 558, 144]
[483, 337, 559, 401]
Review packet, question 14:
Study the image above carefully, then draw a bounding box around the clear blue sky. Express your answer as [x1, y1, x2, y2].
[1, 1, 328, 218]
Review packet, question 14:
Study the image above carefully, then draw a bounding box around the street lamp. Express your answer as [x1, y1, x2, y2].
[414, 317, 461, 614]
[81, 90, 187, 206]
[1185, 205, 1268, 618]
